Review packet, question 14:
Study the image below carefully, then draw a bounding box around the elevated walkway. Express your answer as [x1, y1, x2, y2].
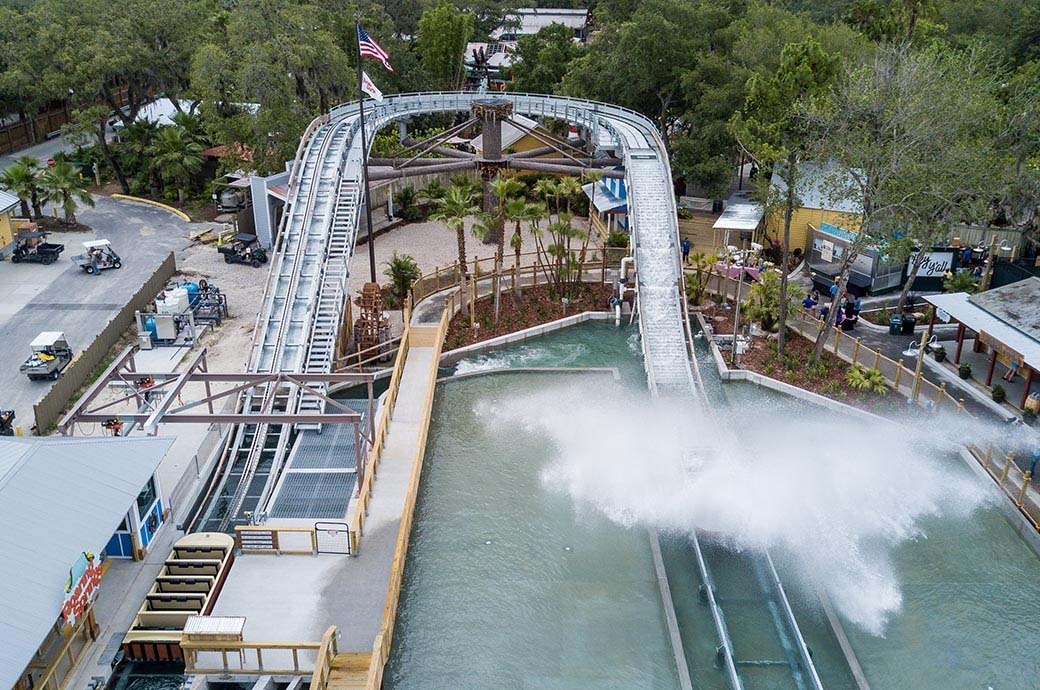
[326, 653, 371, 689]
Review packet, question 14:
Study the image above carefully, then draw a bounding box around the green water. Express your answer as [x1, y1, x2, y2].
[385, 321, 1040, 688]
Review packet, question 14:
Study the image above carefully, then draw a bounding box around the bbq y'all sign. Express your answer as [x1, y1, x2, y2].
[908, 251, 954, 277]
[61, 551, 103, 629]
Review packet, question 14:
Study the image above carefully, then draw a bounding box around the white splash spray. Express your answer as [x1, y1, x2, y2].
[480, 381, 991, 635]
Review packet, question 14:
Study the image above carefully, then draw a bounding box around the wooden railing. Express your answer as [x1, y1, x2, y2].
[182, 628, 332, 676]
[234, 525, 319, 555]
[364, 298, 452, 690]
[348, 308, 412, 553]
[311, 626, 339, 690]
[334, 333, 404, 372]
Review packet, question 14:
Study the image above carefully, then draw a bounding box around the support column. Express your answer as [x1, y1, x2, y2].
[954, 323, 966, 363]
[1021, 367, 1034, 409]
[927, 308, 936, 339]
[471, 99, 512, 245]
[986, 347, 997, 386]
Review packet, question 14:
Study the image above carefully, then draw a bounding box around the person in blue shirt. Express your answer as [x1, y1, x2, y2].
[962, 246, 973, 265]
[681, 238, 691, 264]
[802, 294, 817, 311]
[853, 297, 862, 315]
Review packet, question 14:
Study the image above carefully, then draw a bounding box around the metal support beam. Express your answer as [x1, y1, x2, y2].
[58, 346, 138, 435]
[509, 159, 625, 178]
[142, 348, 210, 434]
[368, 160, 478, 180]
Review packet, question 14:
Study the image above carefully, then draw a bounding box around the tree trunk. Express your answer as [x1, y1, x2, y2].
[18, 199, 30, 219]
[777, 161, 795, 361]
[513, 223, 523, 300]
[456, 228, 469, 316]
[97, 127, 130, 194]
[178, 186, 185, 204]
[149, 170, 160, 198]
[812, 252, 857, 363]
[896, 252, 925, 312]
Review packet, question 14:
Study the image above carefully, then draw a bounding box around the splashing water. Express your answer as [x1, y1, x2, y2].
[453, 343, 590, 375]
[479, 380, 992, 635]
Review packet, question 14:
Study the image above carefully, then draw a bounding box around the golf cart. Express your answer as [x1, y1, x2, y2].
[217, 233, 267, 268]
[72, 239, 122, 274]
[20, 331, 74, 381]
[11, 225, 64, 265]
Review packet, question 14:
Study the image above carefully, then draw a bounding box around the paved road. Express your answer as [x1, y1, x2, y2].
[0, 196, 212, 429]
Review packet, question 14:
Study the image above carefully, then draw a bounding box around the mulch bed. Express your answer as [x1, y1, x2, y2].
[444, 282, 614, 350]
[737, 330, 904, 414]
[32, 216, 93, 233]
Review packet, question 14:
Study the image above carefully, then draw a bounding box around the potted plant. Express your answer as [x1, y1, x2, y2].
[1023, 408, 1037, 426]
[992, 384, 1006, 403]
[958, 363, 972, 379]
[933, 345, 947, 362]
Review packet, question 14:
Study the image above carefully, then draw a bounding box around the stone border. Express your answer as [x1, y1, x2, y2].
[439, 311, 615, 365]
[111, 193, 192, 222]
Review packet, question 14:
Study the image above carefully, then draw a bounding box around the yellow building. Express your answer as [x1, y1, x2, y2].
[468, 114, 554, 156]
[767, 164, 861, 255]
[0, 189, 18, 257]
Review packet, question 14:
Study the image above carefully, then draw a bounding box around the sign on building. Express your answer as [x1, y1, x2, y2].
[908, 251, 954, 277]
[61, 551, 103, 629]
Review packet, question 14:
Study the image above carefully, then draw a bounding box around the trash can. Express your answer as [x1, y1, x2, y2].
[902, 314, 917, 334]
[888, 315, 903, 335]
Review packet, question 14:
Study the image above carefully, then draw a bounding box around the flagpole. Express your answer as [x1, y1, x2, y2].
[356, 16, 378, 284]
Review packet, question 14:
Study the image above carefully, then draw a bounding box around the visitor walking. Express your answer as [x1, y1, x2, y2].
[802, 293, 817, 312]
[1003, 360, 1021, 383]
[681, 238, 691, 264]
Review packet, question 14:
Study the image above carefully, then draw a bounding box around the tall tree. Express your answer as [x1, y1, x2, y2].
[507, 23, 582, 94]
[417, 1, 474, 91]
[0, 158, 39, 219]
[40, 161, 95, 225]
[803, 45, 1000, 361]
[147, 126, 205, 203]
[431, 185, 481, 316]
[731, 38, 840, 360]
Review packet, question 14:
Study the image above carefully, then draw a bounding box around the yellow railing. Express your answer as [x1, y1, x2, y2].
[348, 309, 412, 553]
[364, 299, 452, 690]
[311, 626, 339, 690]
[234, 525, 319, 555]
[182, 629, 331, 676]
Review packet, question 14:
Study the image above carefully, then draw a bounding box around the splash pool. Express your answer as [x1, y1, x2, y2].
[384, 321, 1040, 688]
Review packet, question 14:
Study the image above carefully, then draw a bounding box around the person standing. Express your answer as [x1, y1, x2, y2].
[681, 238, 691, 264]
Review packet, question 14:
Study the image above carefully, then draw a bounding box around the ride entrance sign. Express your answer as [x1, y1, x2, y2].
[61, 551, 103, 629]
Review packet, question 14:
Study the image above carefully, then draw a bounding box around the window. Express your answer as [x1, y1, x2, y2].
[137, 477, 157, 520]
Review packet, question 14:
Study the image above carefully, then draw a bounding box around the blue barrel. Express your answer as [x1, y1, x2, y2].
[180, 282, 200, 306]
[145, 315, 158, 339]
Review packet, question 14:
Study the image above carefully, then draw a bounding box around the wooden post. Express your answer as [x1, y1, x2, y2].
[434, 265, 441, 290]
[983, 445, 993, 470]
[936, 382, 947, 412]
[873, 349, 881, 370]
[1018, 472, 1032, 507]
[956, 398, 965, 414]
[1000, 452, 1014, 486]
[833, 326, 840, 353]
[894, 359, 904, 389]
[927, 306, 937, 339]
[954, 322, 966, 363]
[986, 347, 997, 386]
[911, 330, 927, 402]
[852, 338, 861, 365]
[1021, 366, 1034, 409]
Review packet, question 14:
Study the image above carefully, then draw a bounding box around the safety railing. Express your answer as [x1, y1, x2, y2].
[182, 628, 332, 676]
[234, 525, 319, 555]
[364, 296, 452, 690]
[347, 307, 412, 553]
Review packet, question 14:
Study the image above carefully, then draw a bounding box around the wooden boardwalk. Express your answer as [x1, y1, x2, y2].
[326, 653, 372, 690]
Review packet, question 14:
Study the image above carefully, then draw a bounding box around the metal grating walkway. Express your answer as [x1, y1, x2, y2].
[268, 472, 357, 520]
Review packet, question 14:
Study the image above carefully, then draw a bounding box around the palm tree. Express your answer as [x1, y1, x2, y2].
[556, 176, 582, 215]
[40, 162, 95, 225]
[122, 120, 163, 197]
[147, 126, 204, 203]
[0, 161, 36, 219]
[532, 177, 558, 216]
[579, 169, 604, 262]
[488, 174, 524, 262]
[431, 185, 480, 316]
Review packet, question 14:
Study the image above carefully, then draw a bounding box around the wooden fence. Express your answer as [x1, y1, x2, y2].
[32, 252, 177, 434]
[182, 625, 334, 676]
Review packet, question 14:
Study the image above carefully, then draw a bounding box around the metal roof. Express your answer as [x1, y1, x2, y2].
[82, 239, 111, 249]
[770, 163, 863, 216]
[582, 181, 627, 213]
[0, 437, 171, 690]
[29, 332, 66, 348]
[492, 8, 589, 38]
[0, 189, 18, 215]
[926, 286, 1040, 371]
[713, 192, 764, 231]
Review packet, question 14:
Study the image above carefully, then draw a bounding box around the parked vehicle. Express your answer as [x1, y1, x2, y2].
[11, 228, 64, 265]
[71, 239, 122, 274]
[20, 332, 74, 381]
[217, 233, 267, 268]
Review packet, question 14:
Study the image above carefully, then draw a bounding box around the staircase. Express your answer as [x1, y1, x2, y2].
[325, 653, 371, 690]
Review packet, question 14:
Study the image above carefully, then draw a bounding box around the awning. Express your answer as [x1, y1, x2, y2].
[582, 182, 627, 213]
[925, 290, 1040, 371]
[712, 193, 763, 231]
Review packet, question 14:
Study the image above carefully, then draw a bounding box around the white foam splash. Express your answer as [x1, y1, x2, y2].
[481, 381, 991, 635]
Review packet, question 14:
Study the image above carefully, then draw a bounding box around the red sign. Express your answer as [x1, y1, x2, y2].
[61, 552, 103, 628]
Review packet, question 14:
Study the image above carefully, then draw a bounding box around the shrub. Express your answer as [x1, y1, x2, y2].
[606, 229, 629, 248]
[383, 251, 421, 310]
[846, 364, 888, 395]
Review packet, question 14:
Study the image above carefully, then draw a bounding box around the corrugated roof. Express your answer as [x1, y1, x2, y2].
[925, 288, 1040, 371]
[582, 181, 627, 213]
[770, 162, 863, 215]
[0, 437, 171, 690]
[0, 189, 19, 215]
[713, 192, 764, 231]
[968, 277, 1040, 342]
[492, 8, 589, 38]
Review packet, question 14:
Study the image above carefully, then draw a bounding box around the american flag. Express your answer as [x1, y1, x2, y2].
[358, 25, 393, 72]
